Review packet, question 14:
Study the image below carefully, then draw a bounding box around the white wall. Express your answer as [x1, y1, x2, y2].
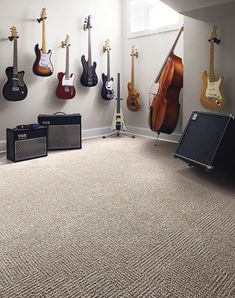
[0, 0, 123, 149]
[121, 0, 184, 141]
[183, 16, 235, 127]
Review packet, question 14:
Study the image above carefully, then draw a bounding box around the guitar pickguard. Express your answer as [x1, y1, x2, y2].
[62, 74, 74, 86]
[39, 51, 53, 71]
[205, 78, 223, 101]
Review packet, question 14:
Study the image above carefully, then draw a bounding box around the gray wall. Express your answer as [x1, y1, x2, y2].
[0, 0, 123, 150]
[183, 16, 235, 127]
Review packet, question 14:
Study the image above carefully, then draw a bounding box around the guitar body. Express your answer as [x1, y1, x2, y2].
[101, 73, 114, 100]
[126, 82, 141, 112]
[200, 70, 224, 110]
[56, 72, 76, 99]
[80, 55, 98, 87]
[33, 44, 53, 77]
[112, 108, 126, 131]
[2, 67, 28, 101]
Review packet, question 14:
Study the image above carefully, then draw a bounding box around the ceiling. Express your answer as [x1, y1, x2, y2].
[160, 0, 235, 21]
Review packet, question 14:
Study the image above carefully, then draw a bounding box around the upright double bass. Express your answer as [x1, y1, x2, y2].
[149, 27, 184, 135]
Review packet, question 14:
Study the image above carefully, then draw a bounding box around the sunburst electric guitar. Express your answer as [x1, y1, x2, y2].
[126, 45, 141, 112]
[56, 35, 76, 99]
[200, 25, 224, 110]
[2, 26, 28, 101]
[101, 39, 114, 100]
[33, 8, 53, 77]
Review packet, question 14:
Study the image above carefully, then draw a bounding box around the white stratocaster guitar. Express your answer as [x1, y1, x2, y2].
[112, 73, 126, 131]
[200, 25, 225, 110]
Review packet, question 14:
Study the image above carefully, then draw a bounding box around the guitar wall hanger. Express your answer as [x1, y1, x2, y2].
[208, 37, 221, 44]
[37, 16, 47, 23]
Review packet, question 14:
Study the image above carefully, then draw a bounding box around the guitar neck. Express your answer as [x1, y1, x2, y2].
[88, 28, 92, 66]
[131, 54, 135, 93]
[42, 18, 47, 54]
[13, 39, 18, 75]
[65, 46, 70, 79]
[117, 73, 121, 114]
[155, 26, 183, 83]
[107, 50, 110, 80]
[209, 41, 215, 82]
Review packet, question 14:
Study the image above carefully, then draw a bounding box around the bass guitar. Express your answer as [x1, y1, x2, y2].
[33, 8, 53, 77]
[80, 15, 98, 87]
[2, 26, 27, 101]
[126, 45, 141, 112]
[200, 25, 224, 110]
[101, 39, 114, 100]
[112, 73, 126, 131]
[56, 35, 76, 100]
[148, 26, 183, 135]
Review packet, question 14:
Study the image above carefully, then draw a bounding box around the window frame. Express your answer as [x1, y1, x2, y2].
[127, 0, 183, 39]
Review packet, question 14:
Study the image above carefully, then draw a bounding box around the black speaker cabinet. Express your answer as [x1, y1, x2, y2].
[38, 113, 82, 150]
[174, 111, 235, 170]
[7, 126, 47, 162]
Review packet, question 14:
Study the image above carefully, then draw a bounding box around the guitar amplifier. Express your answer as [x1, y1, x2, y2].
[38, 113, 82, 150]
[7, 125, 47, 162]
[174, 111, 235, 170]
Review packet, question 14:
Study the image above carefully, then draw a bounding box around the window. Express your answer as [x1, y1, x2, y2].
[128, 0, 182, 38]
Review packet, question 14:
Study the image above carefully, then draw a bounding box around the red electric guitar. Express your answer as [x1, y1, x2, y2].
[56, 35, 76, 99]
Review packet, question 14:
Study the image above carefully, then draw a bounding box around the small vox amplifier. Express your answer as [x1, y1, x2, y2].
[38, 113, 82, 150]
[7, 125, 47, 162]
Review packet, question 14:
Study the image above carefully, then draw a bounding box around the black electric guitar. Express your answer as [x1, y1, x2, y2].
[80, 15, 98, 87]
[2, 26, 28, 101]
[101, 39, 114, 100]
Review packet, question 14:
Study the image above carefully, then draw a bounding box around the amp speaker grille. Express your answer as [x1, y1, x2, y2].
[15, 137, 47, 161]
[47, 124, 81, 149]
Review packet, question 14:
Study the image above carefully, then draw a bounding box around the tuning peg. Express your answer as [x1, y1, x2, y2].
[61, 41, 65, 48]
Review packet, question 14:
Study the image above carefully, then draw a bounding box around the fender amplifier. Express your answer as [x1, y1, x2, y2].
[38, 113, 82, 150]
[7, 125, 47, 162]
[174, 111, 235, 170]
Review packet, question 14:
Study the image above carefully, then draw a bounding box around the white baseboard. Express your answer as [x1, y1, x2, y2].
[0, 127, 112, 153]
[0, 126, 181, 153]
[126, 125, 181, 143]
[82, 127, 112, 139]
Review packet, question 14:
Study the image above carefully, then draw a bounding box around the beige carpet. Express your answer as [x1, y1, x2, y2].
[0, 135, 234, 298]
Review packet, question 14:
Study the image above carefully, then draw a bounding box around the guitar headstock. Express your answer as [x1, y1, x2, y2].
[103, 39, 111, 53]
[209, 25, 220, 44]
[61, 35, 71, 48]
[9, 26, 19, 41]
[83, 15, 92, 31]
[37, 8, 47, 23]
[131, 45, 138, 58]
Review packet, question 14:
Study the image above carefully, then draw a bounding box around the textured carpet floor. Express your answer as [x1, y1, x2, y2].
[0, 136, 235, 298]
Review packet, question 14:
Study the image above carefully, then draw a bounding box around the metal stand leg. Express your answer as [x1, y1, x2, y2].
[102, 130, 135, 139]
[154, 133, 160, 146]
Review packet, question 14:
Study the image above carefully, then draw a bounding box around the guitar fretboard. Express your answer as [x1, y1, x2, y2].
[209, 40, 215, 82]
[117, 73, 121, 114]
[65, 46, 70, 79]
[13, 39, 18, 76]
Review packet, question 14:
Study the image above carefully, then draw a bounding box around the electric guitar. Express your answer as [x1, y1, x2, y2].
[112, 73, 126, 131]
[56, 35, 76, 99]
[33, 8, 53, 77]
[200, 25, 224, 110]
[126, 45, 141, 112]
[2, 26, 28, 101]
[101, 39, 114, 100]
[80, 15, 98, 87]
